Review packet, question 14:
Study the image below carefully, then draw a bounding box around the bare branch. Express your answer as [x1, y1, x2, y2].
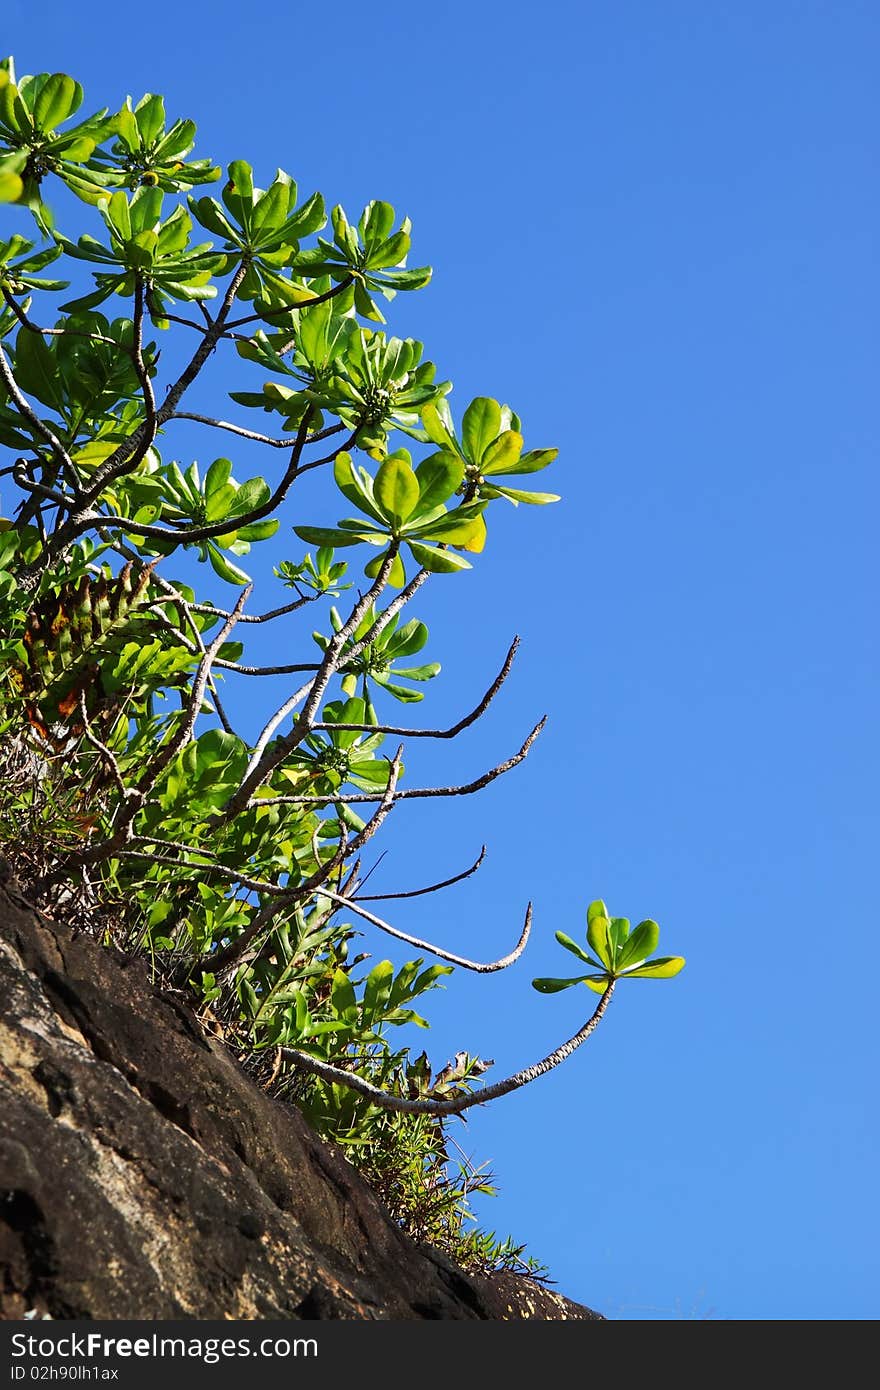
[0, 288, 120, 347]
[171, 412, 345, 451]
[152, 309, 212, 334]
[214, 660, 320, 677]
[356, 844, 486, 902]
[131, 278, 157, 432]
[254, 718, 547, 807]
[283, 982, 616, 1116]
[190, 597, 313, 626]
[12, 463, 76, 510]
[314, 888, 532, 974]
[224, 274, 355, 331]
[311, 638, 520, 741]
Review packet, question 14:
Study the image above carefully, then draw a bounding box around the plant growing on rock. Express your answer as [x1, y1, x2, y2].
[0, 56, 684, 1269]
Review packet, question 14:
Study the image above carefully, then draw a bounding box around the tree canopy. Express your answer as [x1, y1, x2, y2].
[0, 58, 683, 1271]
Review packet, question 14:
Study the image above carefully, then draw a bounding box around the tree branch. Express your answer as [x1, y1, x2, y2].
[314, 888, 532, 974]
[311, 638, 520, 740]
[224, 274, 355, 332]
[283, 982, 616, 1116]
[221, 545, 406, 818]
[190, 596, 313, 625]
[204, 748, 403, 975]
[170, 412, 344, 450]
[254, 717, 547, 807]
[356, 844, 486, 902]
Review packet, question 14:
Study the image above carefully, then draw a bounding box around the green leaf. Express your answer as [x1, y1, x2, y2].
[555, 930, 602, 968]
[14, 329, 63, 410]
[235, 517, 279, 542]
[531, 975, 590, 993]
[135, 92, 166, 146]
[623, 956, 686, 980]
[488, 484, 560, 506]
[411, 511, 485, 546]
[333, 451, 385, 524]
[406, 540, 471, 573]
[420, 399, 459, 452]
[0, 170, 23, 202]
[481, 430, 523, 474]
[586, 913, 614, 971]
[609, 917, 630, 952]
[330, 968, 357, 1021]
[364, 549, 406, 586]
[203, 483, 238, 522]
[103, 189, 132, 240]
[229, 475, 270, 516]
[615, 919, 660, 972]
[587, 899, 609, 923]
[462, 397, 502, 464]
[206, 543, 250, 585]
[374, 454, 420, 527]
[203, 456, 232, 499]
[362, 959, 394, 1020]
[414, 450, 464, 514]
[293, 525, 372, 548]
[386, 662, 439, 682]
[499, 447, 559, 476]
[33, 73, 82, 131]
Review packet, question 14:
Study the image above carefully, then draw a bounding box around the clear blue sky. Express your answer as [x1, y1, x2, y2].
[6, 0, 877, 1320]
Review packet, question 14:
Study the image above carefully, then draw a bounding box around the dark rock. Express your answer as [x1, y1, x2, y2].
[0, 870, 602, 1320]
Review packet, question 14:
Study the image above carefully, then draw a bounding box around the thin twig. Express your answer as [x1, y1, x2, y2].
[224, 275, 354, 331]
[11, 464, 75, 509]
[0, 288, 121, 347]
[314, 888, 532, 974]
[131, 278, 157, 442]
[76, 691, 133, 805]
[311, 638, 520, 740]
[255, 718, 547, 807]
[356, 844, 487, 901]
[214, 660, 320, 677]
[190, 596, 313, 625]
[171, 412, 344, 451]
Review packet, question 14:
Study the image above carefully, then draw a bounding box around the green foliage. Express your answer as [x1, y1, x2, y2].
[314, 603, 438, 710]
[532, 899, 686, 995]
[0, 56, 682, 1277]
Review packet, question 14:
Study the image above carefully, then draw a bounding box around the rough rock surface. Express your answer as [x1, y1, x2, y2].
[0, 867, 602, 1320]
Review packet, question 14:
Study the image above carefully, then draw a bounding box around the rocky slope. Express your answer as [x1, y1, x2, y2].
[0, 863, 601, 1320]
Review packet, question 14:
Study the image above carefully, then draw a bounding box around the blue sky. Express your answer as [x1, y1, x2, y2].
[5, 0, 878, 1320]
